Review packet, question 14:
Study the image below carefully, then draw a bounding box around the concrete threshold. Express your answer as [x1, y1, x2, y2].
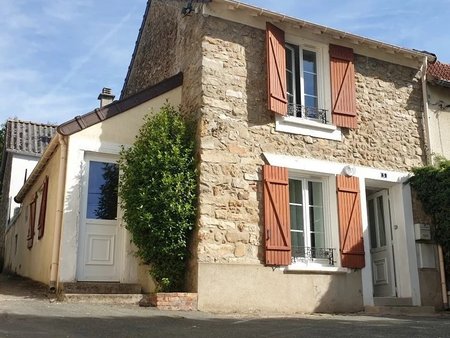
[365, 305, 436, 316]
[61, 293, 147, 305]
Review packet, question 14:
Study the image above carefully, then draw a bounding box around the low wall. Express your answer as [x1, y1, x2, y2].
[197, 263, 363, 314]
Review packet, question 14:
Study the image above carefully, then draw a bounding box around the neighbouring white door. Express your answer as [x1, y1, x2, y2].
[367, 190, 396, 297]
[77, 154, 121, 281]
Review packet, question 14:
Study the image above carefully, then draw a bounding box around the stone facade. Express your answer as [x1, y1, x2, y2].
[123, 0, 427, 266]
[196, 16, 426, 264]
[122, 1, 434, 312]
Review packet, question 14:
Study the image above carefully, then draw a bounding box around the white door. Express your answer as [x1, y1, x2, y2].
[77, 155, 122, 281]
[367, 190, 396, 297]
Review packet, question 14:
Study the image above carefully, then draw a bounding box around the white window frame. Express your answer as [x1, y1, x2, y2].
[276, 37, 342, 141]
[288, 172, 334, 268]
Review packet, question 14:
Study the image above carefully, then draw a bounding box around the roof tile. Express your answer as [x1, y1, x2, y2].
[428, 61, 450, 82]
[5, 119, 57, 155]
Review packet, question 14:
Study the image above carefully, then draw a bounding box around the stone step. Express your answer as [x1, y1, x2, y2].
[365, 305, 436, 315]
[60, 293, 147, 305]
[60, 282, 142, 294]
[374, 297, 413, 306]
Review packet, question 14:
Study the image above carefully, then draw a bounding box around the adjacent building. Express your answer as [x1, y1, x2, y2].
[0, 119, 56, 271]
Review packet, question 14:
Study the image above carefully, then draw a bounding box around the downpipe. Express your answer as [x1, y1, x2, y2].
[49, 134, 68, 292]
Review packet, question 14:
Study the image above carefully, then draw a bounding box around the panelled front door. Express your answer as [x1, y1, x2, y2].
[77, 154, 121, 281]
[367, 190, 396, 297]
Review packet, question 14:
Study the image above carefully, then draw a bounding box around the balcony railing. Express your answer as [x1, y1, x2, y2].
[291, 246, 336, 266]
[287, 104, 328, 124]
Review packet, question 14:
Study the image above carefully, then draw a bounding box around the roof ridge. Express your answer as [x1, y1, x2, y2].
[7, 118, 58, 127]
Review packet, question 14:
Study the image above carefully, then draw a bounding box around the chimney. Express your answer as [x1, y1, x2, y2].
[97, 87, 115, 108]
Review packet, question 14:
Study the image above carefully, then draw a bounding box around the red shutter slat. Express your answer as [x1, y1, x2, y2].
[263, 165, 291, 265]
[336, 175, 365, 269]
[37, 176, 49, 239]
[266, 23, 287, 116]
[330, 44, 357, 129]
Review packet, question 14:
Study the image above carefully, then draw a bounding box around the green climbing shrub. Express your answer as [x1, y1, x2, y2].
[409, 157, 450, 273]
[119, 104, 197, 292]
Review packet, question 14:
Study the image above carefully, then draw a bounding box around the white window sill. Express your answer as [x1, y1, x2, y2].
[275, 115, 342, 141]
[282, 265, 350, 275]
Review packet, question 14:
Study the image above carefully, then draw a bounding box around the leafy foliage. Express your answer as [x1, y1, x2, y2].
[119, 104, 197, 292]
[409, 157, 450, 275]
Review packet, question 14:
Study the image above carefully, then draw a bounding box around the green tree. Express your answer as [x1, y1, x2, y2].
[119, 104, 197, 292]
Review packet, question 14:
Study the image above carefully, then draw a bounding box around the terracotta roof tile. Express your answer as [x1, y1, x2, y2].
[428, 61, 450, 82]
[5, 119, 57, 156]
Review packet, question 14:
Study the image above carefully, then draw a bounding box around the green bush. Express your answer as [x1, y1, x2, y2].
[119, 104, 197, 292]
[409, 157, 450, 274]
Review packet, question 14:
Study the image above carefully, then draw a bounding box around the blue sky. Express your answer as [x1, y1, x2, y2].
[1, 0, 449, 125]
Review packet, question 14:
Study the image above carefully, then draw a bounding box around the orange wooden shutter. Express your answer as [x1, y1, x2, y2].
[330, 44, 357, 129]
[37, 176, 49, 239]
[263, 165, 291, 265]
[336, 175, 365, 268]
[266, 23, 287, 116]
[27, 195, 37, 249]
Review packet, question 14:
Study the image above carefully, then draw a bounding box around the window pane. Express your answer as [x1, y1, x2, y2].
[87, 161, 119, 220]
[289, 179, 302, 204]
[377, 196, 387, 247]
[286, 47, 295, 105]
[291, 231, 305, 251]
[287, 72, 294, 104]
[308, 181, 324, 249]
[303, 50, 317, 74]
[290, 205, 304, 231]
[286, 47, 293, 70]
[368, 199, 377, 249]
[290, 179, 304, 251]
[304, 96, 318, 110]
[304, 73, 318, 97]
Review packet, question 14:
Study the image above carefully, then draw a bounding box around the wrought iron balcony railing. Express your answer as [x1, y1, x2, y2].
[287, 103, 328, 124]
[291, 246, 336, 266]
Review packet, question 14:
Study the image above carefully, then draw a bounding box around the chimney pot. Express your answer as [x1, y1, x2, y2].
[98, 87, 115, 108]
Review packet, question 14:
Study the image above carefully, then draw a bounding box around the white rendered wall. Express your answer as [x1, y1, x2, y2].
[7, 154, 39, 224]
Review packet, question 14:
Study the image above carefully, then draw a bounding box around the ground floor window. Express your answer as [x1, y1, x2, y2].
[289, 178, 334, 265]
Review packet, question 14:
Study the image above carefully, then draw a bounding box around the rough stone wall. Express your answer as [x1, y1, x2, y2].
[122, 0, 181, 98]
[122, 0, 205, 114]
[196, 16, 426, 264]
[120, 0, 207, 291]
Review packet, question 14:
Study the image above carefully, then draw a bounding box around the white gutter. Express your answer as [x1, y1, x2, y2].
[49, 134, 68, 291]
[420, 57, 433, 165]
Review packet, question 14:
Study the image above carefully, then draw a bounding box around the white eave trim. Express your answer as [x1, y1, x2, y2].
[208, 0, 436, 63]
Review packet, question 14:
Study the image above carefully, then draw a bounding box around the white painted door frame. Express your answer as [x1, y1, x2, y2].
[76, 153, 122, 282]
[367, 190, 396, 297]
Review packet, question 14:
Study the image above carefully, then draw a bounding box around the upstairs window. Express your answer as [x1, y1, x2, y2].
[286, 44, 327, 123]
[267, 23, 357, 139]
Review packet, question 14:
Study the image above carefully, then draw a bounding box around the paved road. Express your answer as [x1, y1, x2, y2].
[1, 274, 450, 337]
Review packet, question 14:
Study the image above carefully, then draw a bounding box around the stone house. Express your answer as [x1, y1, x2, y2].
[0, 119, 56, 271]
[5, 0, 446, 313]
[120, 0, 444, 313]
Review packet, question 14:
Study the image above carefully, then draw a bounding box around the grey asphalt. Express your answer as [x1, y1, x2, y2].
[1, 274, 450, 338]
